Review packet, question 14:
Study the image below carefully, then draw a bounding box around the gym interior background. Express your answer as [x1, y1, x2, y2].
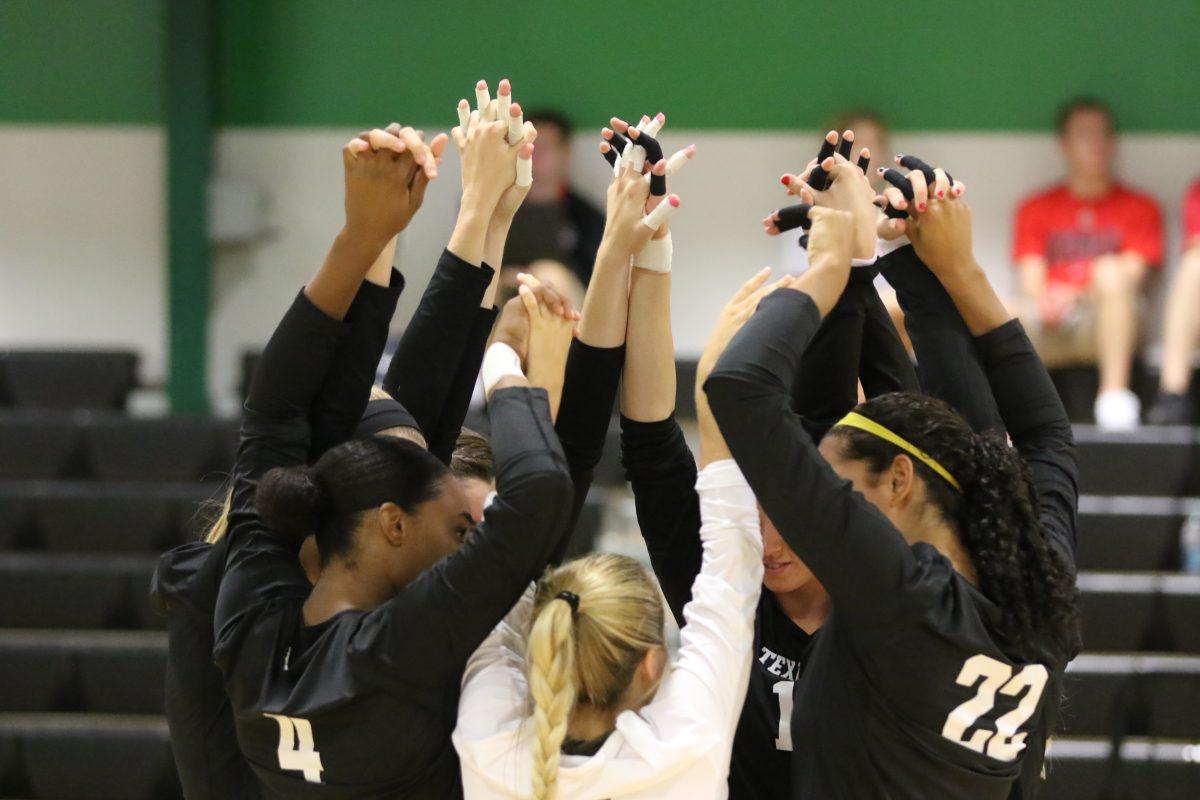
[1, 2, 1199, 798]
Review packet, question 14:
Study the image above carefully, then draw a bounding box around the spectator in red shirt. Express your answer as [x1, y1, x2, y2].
[1147, 180, 1200, 424]
[1013, 97, 1163, 430]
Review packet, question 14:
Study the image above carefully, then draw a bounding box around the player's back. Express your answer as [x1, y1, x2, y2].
[790, 543, 1068, 800]
[223, 596, 464, 799]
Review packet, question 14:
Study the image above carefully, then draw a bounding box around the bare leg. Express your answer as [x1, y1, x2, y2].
[1158, 248, 1200, 394]
[1091, 255, 1140, 394]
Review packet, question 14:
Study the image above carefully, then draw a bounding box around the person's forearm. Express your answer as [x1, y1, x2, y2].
[305, 228, 391, 320]
[621, 268, 676, 422]
[447, 198, 493, 267]
[482, 218, 513, 307]
[365, 236, 399, 287]
[578, 240, 632, 347]
[526, 362, 565, 419]
[787, 260, 852, 318]
[937, 261, 1015, 337]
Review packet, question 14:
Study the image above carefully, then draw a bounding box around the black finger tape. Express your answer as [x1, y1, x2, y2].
[881, 169, 915, 200]
[897, 155, 936, 188]
[775, 203, 813, 233]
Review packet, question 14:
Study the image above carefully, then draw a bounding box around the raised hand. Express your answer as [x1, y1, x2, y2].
[341, 125, 447, 247]
[875, 154, 964, 239]
[805, 207, 857, 272]
[518, 278, 578, 418]
[874, 155, 971, 272]
[778, 130, 876, 259]
[452, 79, 537, 214]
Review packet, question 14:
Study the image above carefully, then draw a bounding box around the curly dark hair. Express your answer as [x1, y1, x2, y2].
[825, 392, 1080, 660]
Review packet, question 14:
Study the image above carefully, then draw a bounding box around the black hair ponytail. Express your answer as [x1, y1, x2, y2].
[256, 436, 449, 564]
[257, 465, 330, 541]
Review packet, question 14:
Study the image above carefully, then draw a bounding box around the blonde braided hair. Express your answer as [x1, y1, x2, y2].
[527, 554, 666, 800]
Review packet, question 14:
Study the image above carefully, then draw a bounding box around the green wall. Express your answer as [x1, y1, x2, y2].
[2, 0, 1198, 129]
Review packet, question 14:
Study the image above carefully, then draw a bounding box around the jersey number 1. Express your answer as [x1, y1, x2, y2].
[940, 654, 1048, 762]
[265, 713, 324, 783]
[773, 681, 794, 751]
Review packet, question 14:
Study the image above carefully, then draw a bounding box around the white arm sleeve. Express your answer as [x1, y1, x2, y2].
[639, 460, 763, 738]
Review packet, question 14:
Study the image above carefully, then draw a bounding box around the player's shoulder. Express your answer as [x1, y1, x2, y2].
[1110, 182, 1162, 216]
[1017, 183, 1071, 214]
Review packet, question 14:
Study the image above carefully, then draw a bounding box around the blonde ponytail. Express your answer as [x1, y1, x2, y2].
[201, 486, 233, 544]
[528, 598, 577, 800]
[526, 554, 666, 799]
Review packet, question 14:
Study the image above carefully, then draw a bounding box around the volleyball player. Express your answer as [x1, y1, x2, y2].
[704, 155, 1080, 798]
[620, 133, 916, 798]
[453, 158, 768, 798]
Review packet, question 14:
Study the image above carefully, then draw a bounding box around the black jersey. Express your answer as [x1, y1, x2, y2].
[211, 290, 574, 798]
[707, 290, 1078, 799]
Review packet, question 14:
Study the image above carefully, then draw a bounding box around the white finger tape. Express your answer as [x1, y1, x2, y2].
[641, 199, 678, 230]
[516, 155, 533, 187]
[644, 115, 664, 137]
[456, 103, 470, 131]
[475, 85, 490, 111]
[497, 91, 511, 121]
[665, 148, 691, 176]
[634, 232, 673, 273]
[507, 112, 524, 145]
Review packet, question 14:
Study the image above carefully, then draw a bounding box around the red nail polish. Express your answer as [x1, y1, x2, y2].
[937, 190, 944, 198]
[781, 175, 791, 186]
[918, 202, 927, 211]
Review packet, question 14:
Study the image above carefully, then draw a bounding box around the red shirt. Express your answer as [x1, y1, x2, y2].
[1184, 179, 1200, 247]
[1013, 183, 1163, 288]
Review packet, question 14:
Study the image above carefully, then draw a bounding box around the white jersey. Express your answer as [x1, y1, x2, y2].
[453, 459, 763, 799]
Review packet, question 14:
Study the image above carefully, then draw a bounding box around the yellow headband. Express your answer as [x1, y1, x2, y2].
[834, 411, 961, 492]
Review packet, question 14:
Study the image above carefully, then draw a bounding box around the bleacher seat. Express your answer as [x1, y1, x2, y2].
[0, 351, 139, 412]
[0, 488, 36, 549]
[1077, 572, 1200, 653]
[84, 416, 235, 482]
[0, 714, 180, 800]
[1077, 495, 1183, 571]
[0, 554, 159, 630]
[0, 412, 83, 480]
[1075, 426, 1200, 497]
[1064, 654, 1200, 738]
[1041, 738, 1200, 800]
[0, 634, 77, 714]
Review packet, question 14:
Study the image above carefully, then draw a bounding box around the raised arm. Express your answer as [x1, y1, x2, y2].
[216, 126, 440, 631]
[875, 157, 1004, 434]
[905, 189, 1078, 561]
[385, 79, 536, 458]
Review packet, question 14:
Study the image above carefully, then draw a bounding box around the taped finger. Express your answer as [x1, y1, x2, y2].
[507, 102, 524, 145]
[642, 194, 680, 229]
[897, 154, 936, 189]
[880, 168, 915, 201]
[837, 130, 854, 160]
[856, 148, 871, 175]
[773, 203, 813, 233]
[474, 80, 490, 112]
[664, 144, 696, 176]
[516, 143, 534, 187]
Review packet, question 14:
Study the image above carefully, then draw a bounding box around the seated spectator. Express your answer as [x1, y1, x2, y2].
[1013, 97, 1163, 430]
[503, 110, 604, 296]
[1147, 179, 1200, 424]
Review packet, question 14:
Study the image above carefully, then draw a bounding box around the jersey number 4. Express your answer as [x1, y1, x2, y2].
[940, 655, 1049, 762]
[265, 713, 324, 783]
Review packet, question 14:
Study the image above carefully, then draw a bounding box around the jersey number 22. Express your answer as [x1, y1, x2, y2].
[941, 654, 1048, 761]
[265, 713, 324, 783]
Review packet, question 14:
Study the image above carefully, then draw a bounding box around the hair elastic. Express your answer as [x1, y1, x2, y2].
[834, 411, 961, 492]
[555, 590, 580, 615]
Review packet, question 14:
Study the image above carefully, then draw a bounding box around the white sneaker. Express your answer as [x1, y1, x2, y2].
[1094, 389, 1141, 431]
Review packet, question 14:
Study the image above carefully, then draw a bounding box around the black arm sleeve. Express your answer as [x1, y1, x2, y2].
[353, 386, 575, 679]
[308, 270, 405, 460]
[550, 339, 626, 561]
[974, 320, 1079, 564]
[878, 246, 1005, 434]
[426, 306, 498, 463]
[384, 249, 494, 446]
[705, 290, 927, 631]
[215, 291, 348, 636]
[858, 278, 920, 397]
[620, 415, 701, 627]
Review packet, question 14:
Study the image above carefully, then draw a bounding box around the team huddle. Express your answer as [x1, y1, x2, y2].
[150, 79, 1081, 799]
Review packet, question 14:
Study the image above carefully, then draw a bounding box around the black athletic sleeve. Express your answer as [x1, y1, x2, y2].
[858, 279, 920, 397]
[425, 306, 498, 462]
[551, 339, 625, 560]
[974, 320, 1078, 563]
[384, 249, 494, 451]
[308, 269, 405, 459]
[215, 291, 348, 637]
[878, 246, 1005, 434]
[351, 386, 574, 679]
[620, 415, 701, 627]
[705, 289, 929, 633]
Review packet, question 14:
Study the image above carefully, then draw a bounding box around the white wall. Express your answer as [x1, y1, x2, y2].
[0, 126, 166, 381]
[4, 124, 1200, 410]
